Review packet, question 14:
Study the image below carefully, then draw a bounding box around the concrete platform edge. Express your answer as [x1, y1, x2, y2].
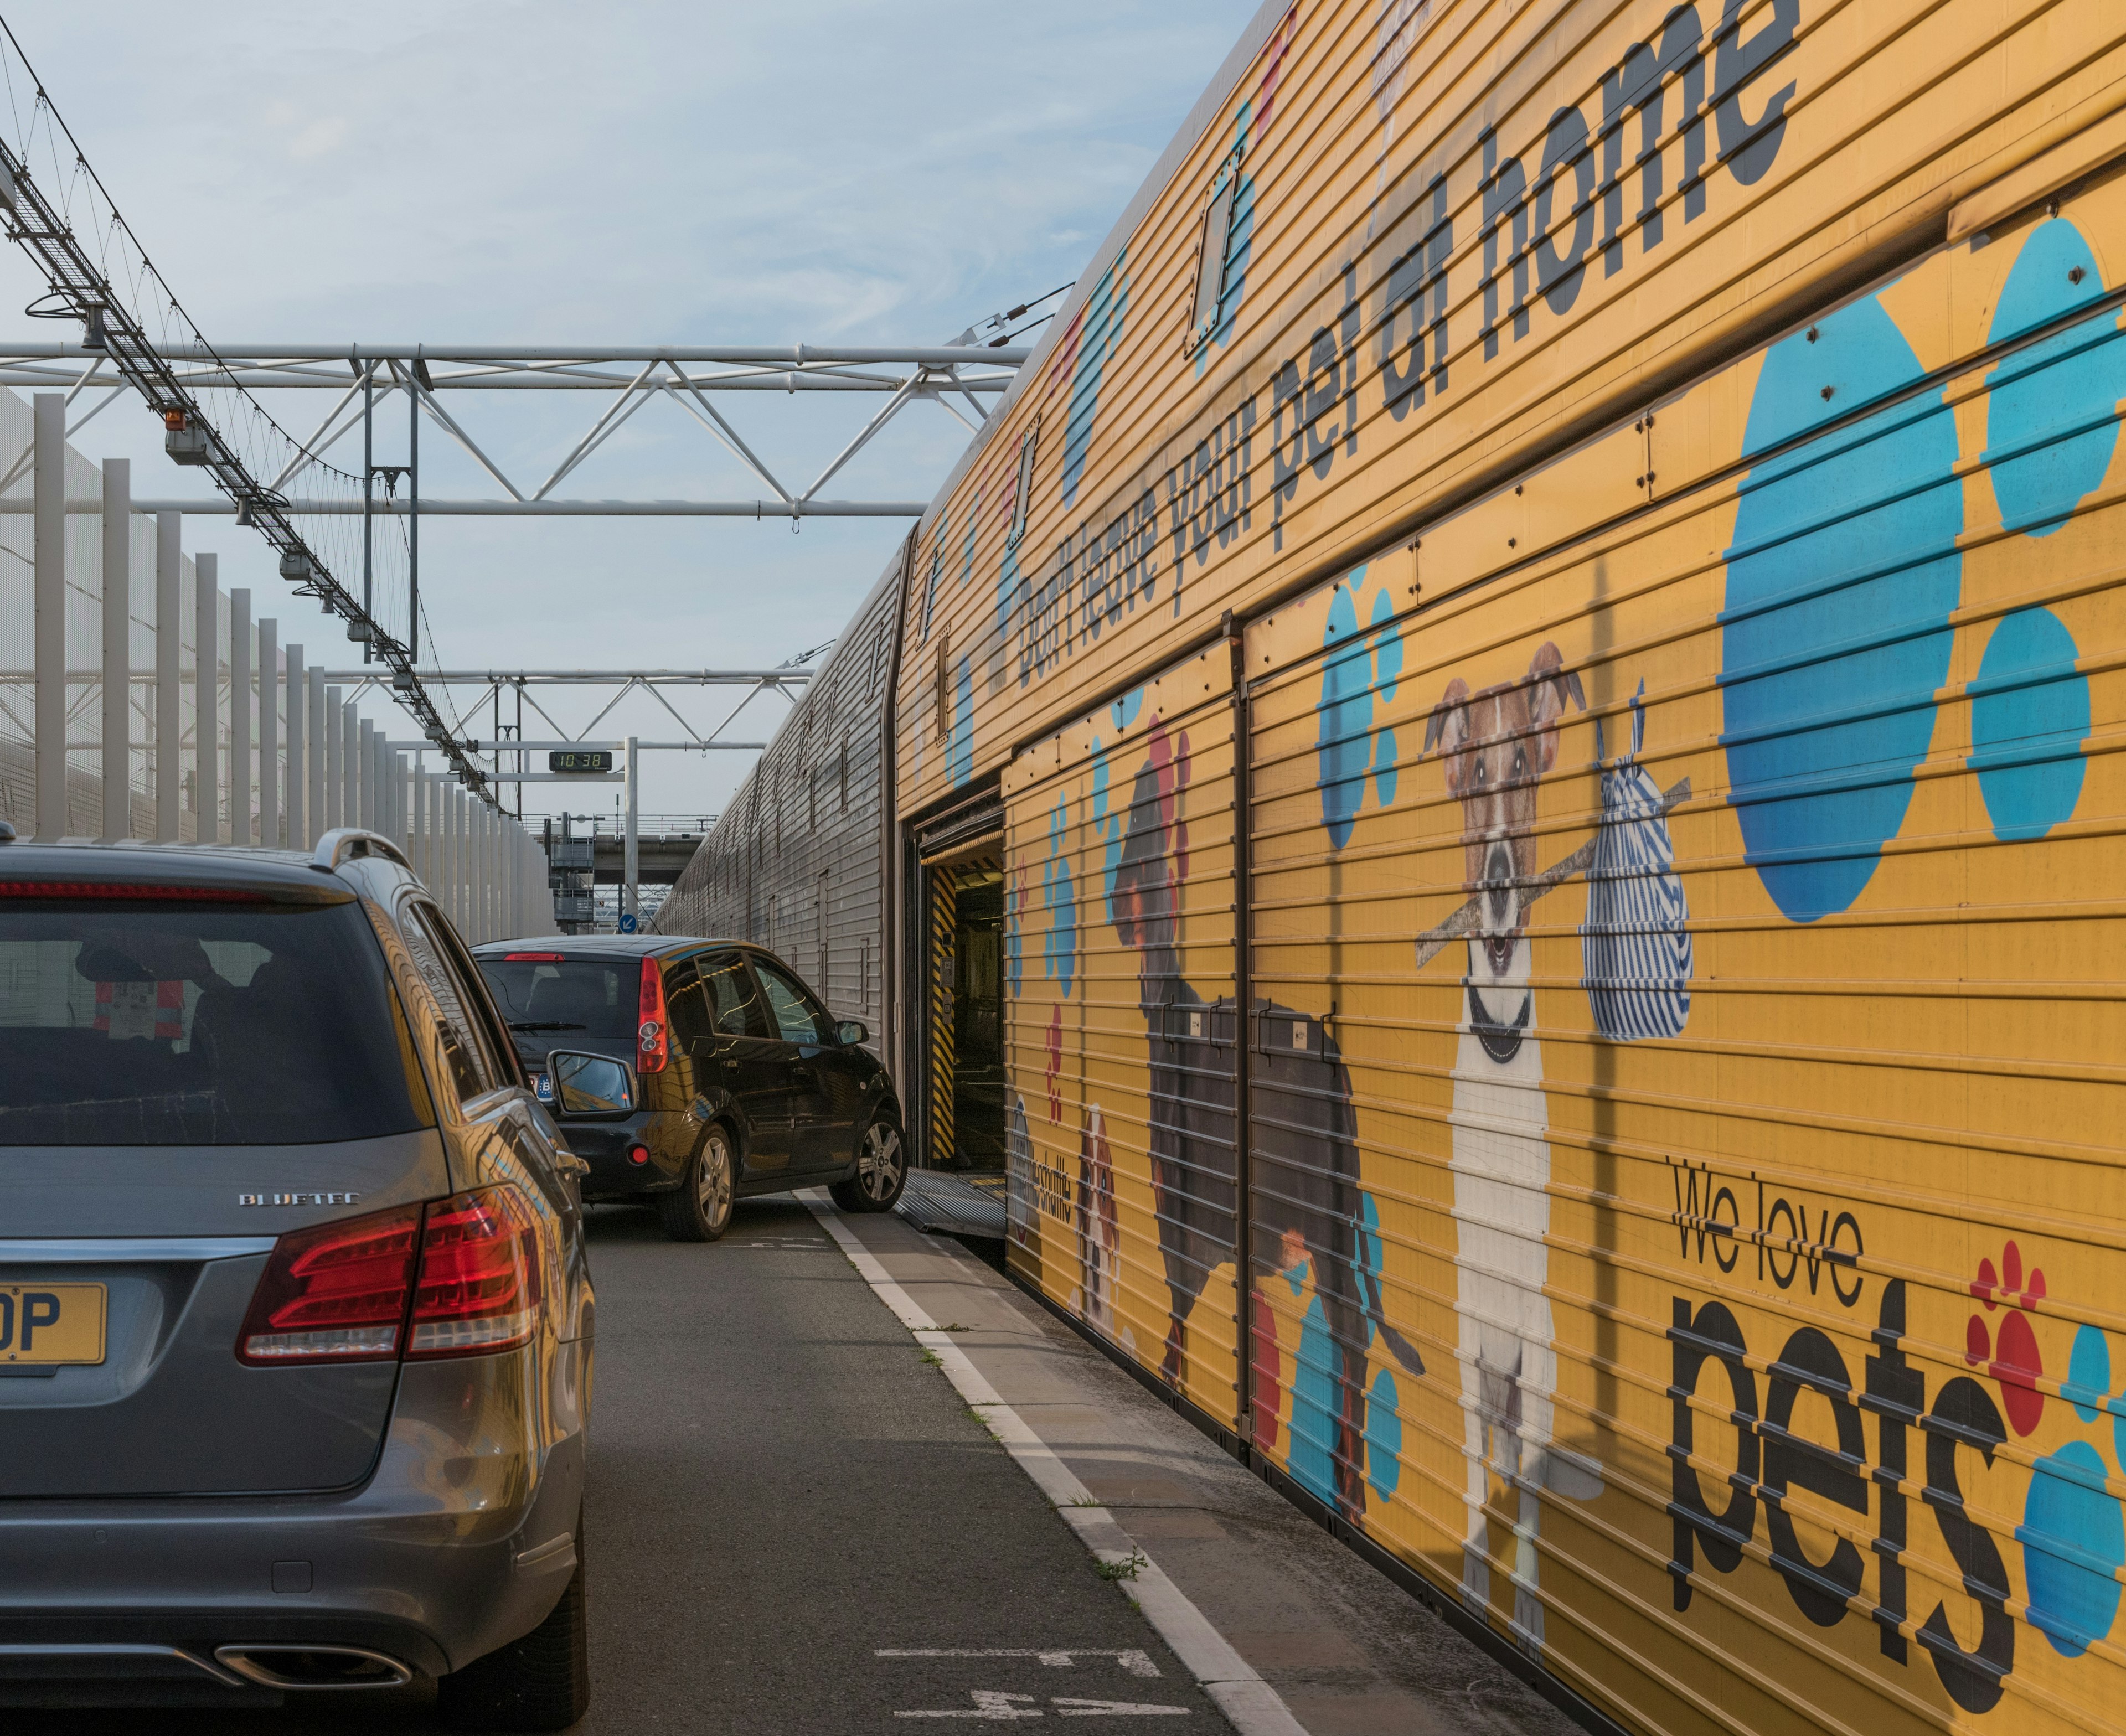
[801, 1191, 1308, 1736]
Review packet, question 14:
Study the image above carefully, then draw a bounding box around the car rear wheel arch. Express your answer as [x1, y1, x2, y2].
[656, 1122, 736, 1243]
[830, 1116, 906, 1213]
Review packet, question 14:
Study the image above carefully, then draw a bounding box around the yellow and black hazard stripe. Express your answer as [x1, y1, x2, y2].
[926, 870, 956, 1169]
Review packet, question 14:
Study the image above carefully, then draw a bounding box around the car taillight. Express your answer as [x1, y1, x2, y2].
[638, 956, 668, 1074]
[238, 1187, 543, 1366]
[407, 1186, 542, 1358]
[236, 1202, 422, 1364]
[0, 880, 271, 902]
[504, 951, 565, 962]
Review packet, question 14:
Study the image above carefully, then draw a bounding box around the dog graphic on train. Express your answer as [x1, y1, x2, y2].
[1423, 641, 1604, 1655]
[1108, 716, 1423, 1520]
[1075, 1104, 1119, 1336]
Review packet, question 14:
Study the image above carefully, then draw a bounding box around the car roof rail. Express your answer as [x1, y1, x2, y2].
[313, 828, 412, 872]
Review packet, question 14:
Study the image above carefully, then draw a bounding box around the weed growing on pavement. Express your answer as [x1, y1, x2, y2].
[919, 1347, 945, 1369]
[1096, 1550, 1147, 1583]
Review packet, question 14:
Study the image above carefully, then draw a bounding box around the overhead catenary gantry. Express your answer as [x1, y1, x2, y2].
[306, 665, 821, 818]
[0, 340, 1034, 517]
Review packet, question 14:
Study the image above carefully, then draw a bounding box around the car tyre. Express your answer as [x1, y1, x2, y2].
[659, 1125, 735, 1242]
[437, 1531, 589, 1731]
[830, 1118, 906, 1213]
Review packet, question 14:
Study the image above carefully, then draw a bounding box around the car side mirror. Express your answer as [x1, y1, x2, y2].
[548, 1049, 636, 1114]
[836, 1020, 868, 1047]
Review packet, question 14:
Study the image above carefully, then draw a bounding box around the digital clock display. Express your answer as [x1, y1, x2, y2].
[549, 751, 614, 774]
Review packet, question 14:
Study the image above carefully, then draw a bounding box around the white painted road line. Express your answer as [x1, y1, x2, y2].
[802, 1193, 1311, 1736]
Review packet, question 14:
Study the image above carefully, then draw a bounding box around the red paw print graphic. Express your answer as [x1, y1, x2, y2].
[1967, 1239, 2047, 1437]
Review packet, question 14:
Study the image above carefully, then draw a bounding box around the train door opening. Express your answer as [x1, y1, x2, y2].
[920, 854, 1004, 1172]
[951, 865, 1005, 1170]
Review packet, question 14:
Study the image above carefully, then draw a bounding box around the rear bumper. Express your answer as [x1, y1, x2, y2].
[0, 1341, 590, 1697]
[564, 1109, 690, 1200]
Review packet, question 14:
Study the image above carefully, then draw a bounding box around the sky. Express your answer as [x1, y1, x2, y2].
[0, 0, 1260, 823]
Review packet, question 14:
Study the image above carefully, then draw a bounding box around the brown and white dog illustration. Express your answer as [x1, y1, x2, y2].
[1423, 640, 1601, 1655]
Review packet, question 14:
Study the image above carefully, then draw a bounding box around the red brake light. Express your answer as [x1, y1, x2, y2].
[407, 1186, 542, 1358]
[237, 1187, 544, 1367]
[637, 956, 668, 1074]
[236, 1202, 422, 1364]
[504, 951, 566, 962]
[0, 880, 270, 902]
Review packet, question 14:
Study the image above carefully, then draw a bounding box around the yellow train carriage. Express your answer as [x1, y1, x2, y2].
[1236, 164, 2126, 1734]
[879, 2, 2126, 1734]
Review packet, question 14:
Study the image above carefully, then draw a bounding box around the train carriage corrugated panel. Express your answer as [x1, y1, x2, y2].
[1003, 645, 1245, 1428]
[1015, 172, 2126, 1736]
[901, 0, 2126, 824]
[653, 555, 901, 1035]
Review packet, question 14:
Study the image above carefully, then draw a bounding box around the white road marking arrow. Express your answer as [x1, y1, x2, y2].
[897, 1690, 1043, 1720]
[876, 1649, 1160, 1677]
[1052, 1699, 1193, 1717]
[894, 1691, 1194, 1720]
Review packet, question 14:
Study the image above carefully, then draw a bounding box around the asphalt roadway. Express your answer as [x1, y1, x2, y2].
[33, 1197, 1209, 1734]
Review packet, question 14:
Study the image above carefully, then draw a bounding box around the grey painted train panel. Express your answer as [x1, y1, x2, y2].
[651, 555, 902, 1052]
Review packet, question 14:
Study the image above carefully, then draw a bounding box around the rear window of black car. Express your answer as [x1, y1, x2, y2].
[477, 955, 639, 1043]
[0, 900, 433, 1146]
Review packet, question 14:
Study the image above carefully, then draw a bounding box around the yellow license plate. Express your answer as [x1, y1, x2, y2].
[1, 1283, 106, 1366]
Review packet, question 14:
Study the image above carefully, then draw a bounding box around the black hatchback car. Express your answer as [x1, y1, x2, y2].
[471, 937, 905, 1240]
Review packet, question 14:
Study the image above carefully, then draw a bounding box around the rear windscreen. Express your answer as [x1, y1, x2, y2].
[0, 900, 432, 1146]
[477, 957, 638, 1045]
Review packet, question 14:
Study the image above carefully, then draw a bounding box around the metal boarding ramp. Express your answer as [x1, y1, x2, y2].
[896, 1170, 1007, 1241]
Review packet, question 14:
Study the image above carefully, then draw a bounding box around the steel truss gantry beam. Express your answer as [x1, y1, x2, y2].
[319, 665, 818, 811]
[0, 340, 1031, 518]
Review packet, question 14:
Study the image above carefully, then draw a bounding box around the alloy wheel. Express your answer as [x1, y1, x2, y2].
[858, 1123, 903, 1203]
[698, 1132, 733, 1226]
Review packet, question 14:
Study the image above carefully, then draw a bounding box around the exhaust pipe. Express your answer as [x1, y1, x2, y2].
[213, 1646, 411, 1690]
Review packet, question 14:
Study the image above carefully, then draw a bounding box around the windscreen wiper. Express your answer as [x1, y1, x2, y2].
[509, 1021, 587, 1031]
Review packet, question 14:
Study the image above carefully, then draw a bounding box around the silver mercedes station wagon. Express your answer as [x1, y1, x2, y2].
[0, 829, 594, 1728]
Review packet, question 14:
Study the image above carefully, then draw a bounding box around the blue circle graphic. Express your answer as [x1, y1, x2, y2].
[1318, 584, 1372, 849]
[1972, 606, 2088, 841]
[2067, 1323, 2114, 1424]
[1721, 296, 1963, 921]
[2017, 1440, 2126, 1658]
[1985, 220, 2125, 536]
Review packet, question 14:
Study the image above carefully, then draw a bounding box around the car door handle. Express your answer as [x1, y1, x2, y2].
[558, 1154, 592, 1177]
